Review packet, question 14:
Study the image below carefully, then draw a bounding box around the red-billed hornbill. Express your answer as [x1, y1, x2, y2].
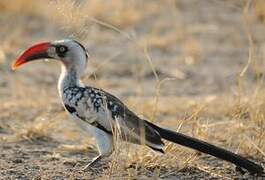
[12, 39, 263, 174]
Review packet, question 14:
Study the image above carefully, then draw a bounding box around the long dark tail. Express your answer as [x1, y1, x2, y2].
[145, 121, 263, 174]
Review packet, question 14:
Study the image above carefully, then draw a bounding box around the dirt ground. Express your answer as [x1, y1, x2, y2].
[1, 0, 265, 179]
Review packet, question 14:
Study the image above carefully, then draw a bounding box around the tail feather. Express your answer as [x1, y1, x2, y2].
[145, 120, 263, 174]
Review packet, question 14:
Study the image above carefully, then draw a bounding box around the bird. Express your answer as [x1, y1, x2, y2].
[12, 39, 263, 174]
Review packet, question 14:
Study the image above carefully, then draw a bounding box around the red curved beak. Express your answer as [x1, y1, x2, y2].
[12, 42, 52, 70]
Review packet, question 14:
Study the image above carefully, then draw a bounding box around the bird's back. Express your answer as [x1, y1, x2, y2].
[62, 85, 164, 150]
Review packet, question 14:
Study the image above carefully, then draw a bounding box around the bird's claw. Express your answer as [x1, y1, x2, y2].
[82, 155, 102, 171]
[82, 162, 95, 171]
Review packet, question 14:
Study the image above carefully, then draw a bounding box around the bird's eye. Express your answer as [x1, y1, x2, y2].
[59, 46, 65, 52]
[56, 45, 68, 57]
[58, 46, 67, 53]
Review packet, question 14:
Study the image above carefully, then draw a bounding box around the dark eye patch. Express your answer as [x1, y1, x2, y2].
[56, 45, 68, 57]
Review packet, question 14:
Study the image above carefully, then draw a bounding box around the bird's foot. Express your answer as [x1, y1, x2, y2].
[83, 155, 102, 171]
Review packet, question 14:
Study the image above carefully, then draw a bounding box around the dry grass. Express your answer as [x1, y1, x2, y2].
[0, 0, 265, 179]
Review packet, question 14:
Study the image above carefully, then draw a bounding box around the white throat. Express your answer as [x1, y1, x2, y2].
[58, 64, 83, 98]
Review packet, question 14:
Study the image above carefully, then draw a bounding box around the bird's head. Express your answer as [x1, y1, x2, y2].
[12, 39, 89, 75]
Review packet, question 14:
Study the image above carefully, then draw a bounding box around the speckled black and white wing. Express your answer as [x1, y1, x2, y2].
[62, 86, 164, 151]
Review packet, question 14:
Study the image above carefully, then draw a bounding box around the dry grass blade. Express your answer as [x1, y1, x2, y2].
[152, 77, 176, 121]
[143, 44, 159, 82]
[245, 135, 265, 158]
[86, 16, 134, 41]
[195, 165, 232, 180]
[240, 0, 255, 77]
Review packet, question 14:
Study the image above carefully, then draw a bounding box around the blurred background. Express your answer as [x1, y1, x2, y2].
[0, 0, 265, 179]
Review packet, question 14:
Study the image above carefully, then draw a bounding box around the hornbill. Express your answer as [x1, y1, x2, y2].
[12, 39, 263, 174]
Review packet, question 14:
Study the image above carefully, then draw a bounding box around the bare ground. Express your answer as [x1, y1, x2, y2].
[1, 0, 265, 179]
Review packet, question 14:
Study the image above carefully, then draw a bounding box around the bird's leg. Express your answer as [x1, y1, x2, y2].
[83, 155, 102, 171]
[82, 125, 114, 171]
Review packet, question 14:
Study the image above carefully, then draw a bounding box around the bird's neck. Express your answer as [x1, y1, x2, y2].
[58, 65, 83, 97]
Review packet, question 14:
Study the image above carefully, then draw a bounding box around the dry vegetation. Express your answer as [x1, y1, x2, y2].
[1, 0, 265, 179]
